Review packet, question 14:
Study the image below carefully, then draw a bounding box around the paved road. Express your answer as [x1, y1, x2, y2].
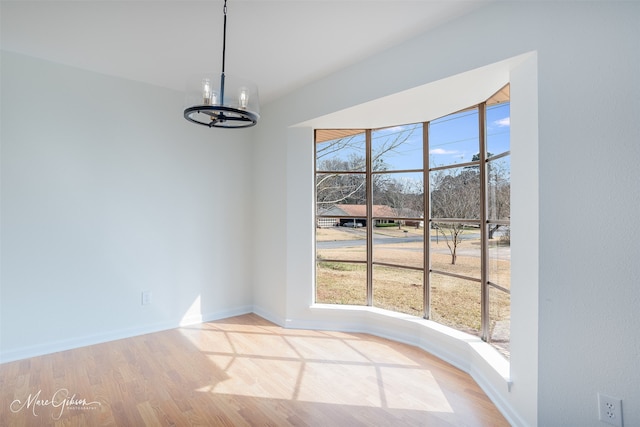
[317, 232, 511, 260]
[317, 236, 420, 249]
[317, 232, 480, 249]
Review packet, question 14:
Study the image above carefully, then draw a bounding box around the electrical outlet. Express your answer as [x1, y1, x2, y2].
[598, 393, 623, 427]
[141, 291, 152, 306]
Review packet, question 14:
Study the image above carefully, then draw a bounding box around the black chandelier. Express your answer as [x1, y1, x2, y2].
[183, 0, 259, 128]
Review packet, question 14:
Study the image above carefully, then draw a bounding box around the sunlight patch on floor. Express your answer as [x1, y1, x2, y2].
[184, 319, 452, 412]
[211, 357, 302, 399]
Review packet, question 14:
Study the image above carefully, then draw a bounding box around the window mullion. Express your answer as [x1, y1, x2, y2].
[366, 129, 373, 306]
[479, 102, 490, 341]
[423, 122, 431, 320]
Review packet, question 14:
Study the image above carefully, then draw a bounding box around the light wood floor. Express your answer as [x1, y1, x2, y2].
[0, 314, 509, 426]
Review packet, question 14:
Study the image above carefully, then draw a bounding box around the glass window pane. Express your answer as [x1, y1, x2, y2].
[489, 286, 510, 360]
[486, 102, 510, 157]
[431, 222, 481, 279]
[316, 132, 366, 172]
[373, 228, 423, 269]
[373, 265, 423, 316]
[317, 227, 367, 262]
[488, 157, 510, 221]
[371, 124, 423, 171]
[430, 166, 480, 220]
[488, 223, 510, 287]
[372, 172, 423, 216]
[429, 108, 479, 167]
[430, 273, 480, 335]
[315, 95, 513, 339]
[316, 262, 367, 305]
[316, 173, 366, 215]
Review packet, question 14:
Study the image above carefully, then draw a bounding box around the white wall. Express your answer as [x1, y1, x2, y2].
[0, 52, 254, 362]
[253, 2, 640, 426]
[533, 2, 640, 426]
[249, 105, 288, 323]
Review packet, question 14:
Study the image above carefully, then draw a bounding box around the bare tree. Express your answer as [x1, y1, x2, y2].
[316, 135, 364, 167]
[467, 153, 510, 239]
[316, 128, 416, 208]
[487, 159, 510, 238]
[377, 177, 424, 228]
[316, 151, 367, 207]
[431, 169, 480, 264]
[430, 156, 510, 263]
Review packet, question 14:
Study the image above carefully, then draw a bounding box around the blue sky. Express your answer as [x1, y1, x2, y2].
[371, 102, 510, 170]
[317, 102, 510, 173]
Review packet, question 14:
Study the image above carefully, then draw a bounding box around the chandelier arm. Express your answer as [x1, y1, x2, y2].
[201, 112, 256, 122]
[201, 110, 221, 118]
[218, 115, 253, 122]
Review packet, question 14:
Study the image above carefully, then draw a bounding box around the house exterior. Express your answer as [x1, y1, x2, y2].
[316, 204, 420, 228]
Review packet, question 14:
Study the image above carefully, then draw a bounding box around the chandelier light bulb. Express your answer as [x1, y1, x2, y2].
[202, 78, 212, 105]
[239, 88, 249, 109]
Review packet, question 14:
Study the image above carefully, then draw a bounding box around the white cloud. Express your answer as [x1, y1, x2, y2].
[494, 117, 510, 127]
[430, 148, 458, 155]
[377, 125, 406, 133]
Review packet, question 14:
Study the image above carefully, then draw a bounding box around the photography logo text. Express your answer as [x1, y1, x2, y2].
[10, 388, 101, 420]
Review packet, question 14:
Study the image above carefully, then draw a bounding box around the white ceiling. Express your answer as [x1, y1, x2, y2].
[0, 1, 490, 105]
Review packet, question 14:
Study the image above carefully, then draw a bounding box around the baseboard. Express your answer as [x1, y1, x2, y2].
[470, 363, 525, 427]
[180, 305, 254, 326]
[0, 305, 253, 364]
[252, 305, 286, 326]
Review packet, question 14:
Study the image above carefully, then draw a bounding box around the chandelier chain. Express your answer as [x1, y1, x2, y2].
[222, 0, 228, 75]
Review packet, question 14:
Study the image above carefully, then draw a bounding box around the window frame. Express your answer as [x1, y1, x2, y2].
[314, 86, 510, 348]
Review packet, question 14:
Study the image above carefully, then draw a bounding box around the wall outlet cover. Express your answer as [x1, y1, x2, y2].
[598, 393, 623, 427]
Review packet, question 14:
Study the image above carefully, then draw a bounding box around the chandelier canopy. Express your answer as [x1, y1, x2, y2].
[183, 0, 259, 128]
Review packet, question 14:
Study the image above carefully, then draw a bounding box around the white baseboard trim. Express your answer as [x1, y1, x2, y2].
[0, 305, 253, 364]
[180, 305, 254, 327]
[470, 359, 525, 427]
[252, 305, 286, 326]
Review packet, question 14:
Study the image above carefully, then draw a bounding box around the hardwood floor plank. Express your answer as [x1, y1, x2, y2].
[1, 314, 509, 426]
